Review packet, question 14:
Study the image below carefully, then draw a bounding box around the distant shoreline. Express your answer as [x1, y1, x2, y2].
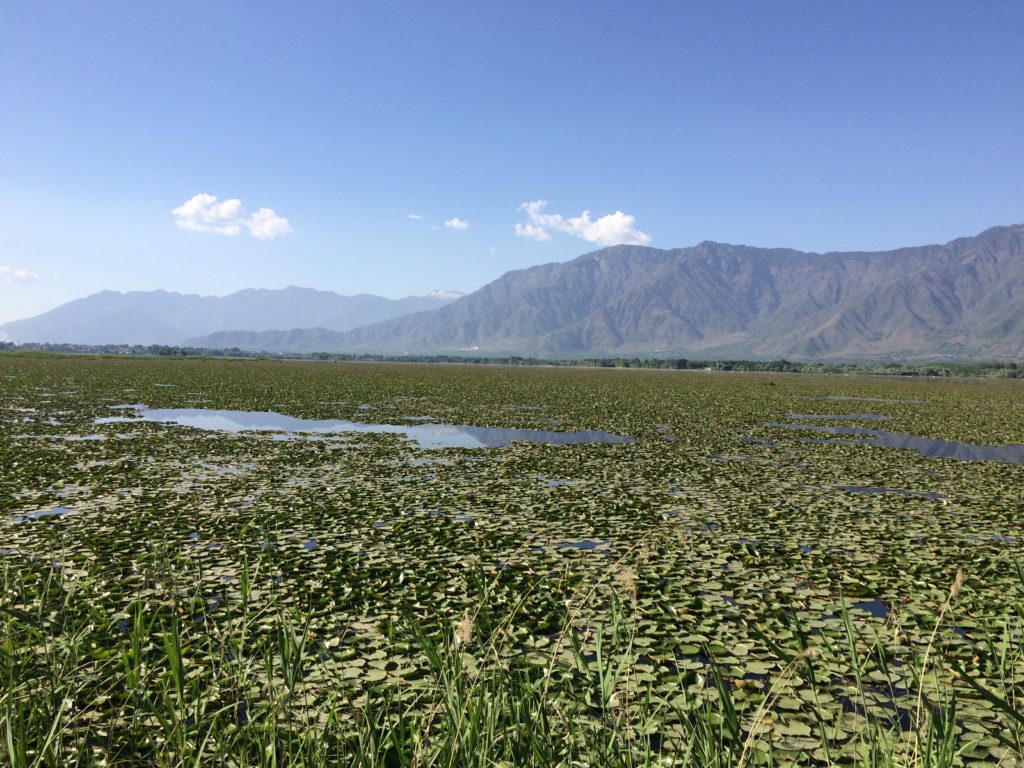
[1, 344, 1020, 380]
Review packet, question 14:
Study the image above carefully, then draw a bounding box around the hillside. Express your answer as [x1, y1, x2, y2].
[194, 224, 1023, 360]
[0, 287, 459, 345]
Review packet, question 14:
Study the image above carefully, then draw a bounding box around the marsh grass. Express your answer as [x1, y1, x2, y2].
[3, 550, 1022, 767]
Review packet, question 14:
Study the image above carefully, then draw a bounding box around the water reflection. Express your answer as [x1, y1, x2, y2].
[97, 406, 632, 449]
[836, 485, 945, 500]
[13, 506, 73, 524]
[850, 599, 890, 620]
[554, 539, 611, 550]
[765, 421, 1024, 464]
[787, 412, 891, 421]
[798, 395, 925, 404]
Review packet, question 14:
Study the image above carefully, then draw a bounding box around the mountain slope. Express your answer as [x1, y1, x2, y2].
[263, 224, 1024, 360]
[0, 286, 459, 345]
[187, 327, 362, 353]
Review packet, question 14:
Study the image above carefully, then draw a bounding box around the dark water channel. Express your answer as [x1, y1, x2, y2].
[765, 421, 1024, 464]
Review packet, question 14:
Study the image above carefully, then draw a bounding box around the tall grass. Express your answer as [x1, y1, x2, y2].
[2, 550, 1022, 767]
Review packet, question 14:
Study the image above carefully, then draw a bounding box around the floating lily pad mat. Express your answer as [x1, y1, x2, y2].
[2, 355, 1023, 765]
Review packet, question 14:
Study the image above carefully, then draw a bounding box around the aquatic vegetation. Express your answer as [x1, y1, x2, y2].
[1, 355, 1023, 766]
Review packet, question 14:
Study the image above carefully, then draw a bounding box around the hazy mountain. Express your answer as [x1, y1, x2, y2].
[191, 224, 1024, 360]
[188, 327, 364, 353]
[0, 287, 460, 345]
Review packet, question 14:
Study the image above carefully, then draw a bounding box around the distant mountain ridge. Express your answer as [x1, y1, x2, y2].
[0, 286, 460, 345]
[189, 224, 1024, 360]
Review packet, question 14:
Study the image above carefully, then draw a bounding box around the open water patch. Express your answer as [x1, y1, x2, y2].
[12, 506, 73, 524]
[851, 599, 890, 619]
[538, 475, 576, 487]
[765, 422, 1024, 464]
[835, 485, 946, 500]
[787, 412, 892, 421]
[798, 395, 925, 405]
[554, 539, 611, 551]
[96, 406, 632, 449]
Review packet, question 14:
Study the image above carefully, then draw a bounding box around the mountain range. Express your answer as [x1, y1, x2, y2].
[4, 224, 1022, 360]
[189, 224, 1024, 360]
[0, 287, 461, 346]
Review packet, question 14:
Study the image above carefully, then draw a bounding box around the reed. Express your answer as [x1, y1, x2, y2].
[4, 550, 1021, 767]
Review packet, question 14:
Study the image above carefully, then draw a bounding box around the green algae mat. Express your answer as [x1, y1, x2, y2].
[2, 355, 1023, 766]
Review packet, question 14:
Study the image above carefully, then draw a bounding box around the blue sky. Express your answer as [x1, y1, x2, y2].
[2, 1, 1022, 324]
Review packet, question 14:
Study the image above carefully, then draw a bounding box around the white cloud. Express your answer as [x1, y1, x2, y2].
[172, 194, 243, 236]
[0, 266, 39, 284]
[248, 208, 294, 240]
[172, 193, 293, 240]
[407, 213, 423, 220]
[513, 222, 551, 242]
[444, 217, 470, 231]
[515, 200, 651, 246]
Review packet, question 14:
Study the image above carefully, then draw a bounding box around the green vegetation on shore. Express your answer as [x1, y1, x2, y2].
[2, 344, 1022, 378]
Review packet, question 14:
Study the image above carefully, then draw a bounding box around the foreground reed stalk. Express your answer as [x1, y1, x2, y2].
[4, 549, 1023, 767]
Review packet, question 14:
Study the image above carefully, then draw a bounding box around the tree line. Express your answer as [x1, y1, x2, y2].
[0, 341, 1020, 378]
